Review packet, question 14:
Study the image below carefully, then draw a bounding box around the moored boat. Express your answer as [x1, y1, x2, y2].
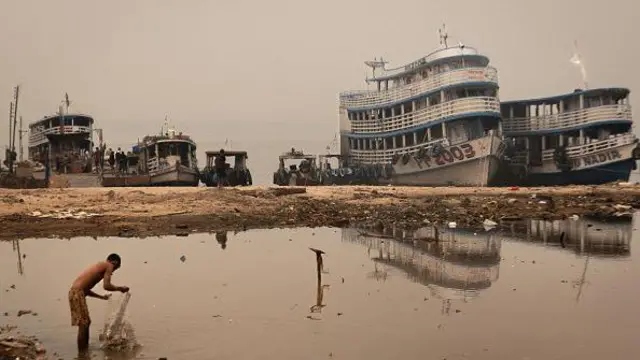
[102, 121, 199, 187]
[497, 87, 640, 186]
[338, 27, 505, 186]
[29, 94, 101, 175]
[273, 148, 321, 186]
[200, 150, 252, 187]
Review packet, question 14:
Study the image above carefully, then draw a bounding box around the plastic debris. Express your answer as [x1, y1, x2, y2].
[28, 209, 102, 219]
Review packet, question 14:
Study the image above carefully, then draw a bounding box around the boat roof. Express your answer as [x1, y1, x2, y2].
[205, 150, 248, 157]
[501, 87, 630, 106]
[279, 153, 316, 160]
[367, 45, 489, 82]
[30, 113, 94, 126]
[319, 154, 345, 158]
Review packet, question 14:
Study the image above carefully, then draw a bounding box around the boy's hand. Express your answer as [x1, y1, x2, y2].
[101, 294, 111, 300]
[119, 286, 130, 293]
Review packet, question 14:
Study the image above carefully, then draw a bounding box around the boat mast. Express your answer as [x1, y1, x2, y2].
[6, 85, 20, 173]
[439, 23, 448, 48]
[19, 116, 24, 162]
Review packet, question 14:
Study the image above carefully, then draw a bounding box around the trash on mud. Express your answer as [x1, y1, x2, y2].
[28, 209, 102, 219]
[100, 292, 139, 352]
[482, 219, 497, 231]
[0, 327, 46, 360]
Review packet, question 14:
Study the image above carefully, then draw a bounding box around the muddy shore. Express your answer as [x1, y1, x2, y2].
[1, 185, 639, 240]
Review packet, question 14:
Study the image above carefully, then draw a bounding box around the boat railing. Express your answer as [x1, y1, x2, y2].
[349, 138, 449, 164]
[349, 96, 500, 134]
[340, 67, 498, 109]
[363, 46, 483, 81]
[29, 125, 92, 143]
[510, 133, 637, 164]
[541, 133, 636, 161]
[502, 104, 632, 134]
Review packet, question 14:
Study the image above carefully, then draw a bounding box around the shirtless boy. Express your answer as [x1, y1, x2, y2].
[69, 253, 129, 351]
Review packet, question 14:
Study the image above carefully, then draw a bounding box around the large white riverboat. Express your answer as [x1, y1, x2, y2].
[338, 29, 505, 186]
[499, 87, 640, 186]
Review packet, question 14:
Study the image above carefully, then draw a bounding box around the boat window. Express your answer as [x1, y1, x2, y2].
[431, 125, 443, 140]
[51, 118, 60, 127]
[74, 117, 91, 127]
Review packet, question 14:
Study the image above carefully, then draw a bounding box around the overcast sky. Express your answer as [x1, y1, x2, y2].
[1, 0, 638, 183]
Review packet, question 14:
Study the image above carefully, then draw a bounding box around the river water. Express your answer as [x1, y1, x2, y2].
[1, 215, 638, 360]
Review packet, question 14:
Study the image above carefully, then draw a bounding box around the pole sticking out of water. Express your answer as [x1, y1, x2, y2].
[309, 247, 327, 313]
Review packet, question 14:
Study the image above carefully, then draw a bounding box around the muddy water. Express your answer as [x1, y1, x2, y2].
[1, 216, 638, 360]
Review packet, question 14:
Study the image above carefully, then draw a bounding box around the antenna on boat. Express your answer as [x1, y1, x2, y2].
[439, 23, 448, 48]
[162, 115, 169, 135]
[570, 40, 588, 89]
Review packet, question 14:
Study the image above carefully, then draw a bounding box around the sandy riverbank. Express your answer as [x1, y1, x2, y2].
[1, 185, 639, 240]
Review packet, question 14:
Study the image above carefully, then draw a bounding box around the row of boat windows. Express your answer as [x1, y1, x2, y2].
[348, 118, 498, 151]
[509, 124, 630, 150]
[29, 116, 92, 130]
[502, 95, 629, 118]
[379, 58, 485, 90]
[347, 87, 497, 121]
[145, 142, 195, 166]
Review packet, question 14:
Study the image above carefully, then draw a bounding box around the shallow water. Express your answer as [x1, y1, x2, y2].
[0, 215, 638, 360]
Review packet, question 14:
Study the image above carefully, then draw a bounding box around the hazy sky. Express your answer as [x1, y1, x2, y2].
[1, 0, 638, 182]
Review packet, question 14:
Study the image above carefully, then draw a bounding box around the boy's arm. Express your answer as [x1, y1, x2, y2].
[103, 264, 128, 292]
[86, 289, 110, 300]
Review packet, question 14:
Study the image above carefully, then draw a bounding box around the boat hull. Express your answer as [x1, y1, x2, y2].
[150, 167, 199, 186]
[102, 166, 199, 187]
[515, 159, 635, 186]
[497, 141, 638, 187]
[388, 135, 503, 186]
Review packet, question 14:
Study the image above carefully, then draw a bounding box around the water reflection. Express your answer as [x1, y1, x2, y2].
[342, 226, 502, 301]
[502, 217, 632, 257]
[215, 231, 228, 250]
[12, 239, 24, 275]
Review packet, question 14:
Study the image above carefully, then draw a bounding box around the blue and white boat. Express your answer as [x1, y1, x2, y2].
[338, 28, 505, 186]
[499, 87, 640, 186]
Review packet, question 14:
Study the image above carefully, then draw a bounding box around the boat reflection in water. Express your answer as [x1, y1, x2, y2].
[341, 226, 502, 302]
[502, 217, 632, 258]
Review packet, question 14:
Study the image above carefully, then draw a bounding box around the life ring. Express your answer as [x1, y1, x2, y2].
[430, 143, 444, 157]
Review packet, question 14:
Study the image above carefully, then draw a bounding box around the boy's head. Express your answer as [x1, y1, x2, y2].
[107, 253, 121, 270]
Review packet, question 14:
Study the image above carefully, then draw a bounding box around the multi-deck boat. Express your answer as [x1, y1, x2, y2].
[338, 32, 505, 186]
[102, 121, 199, 187]
[499, 88, 640, 186]
[341, 226, 501, 301]
[28, 94, 98, 174]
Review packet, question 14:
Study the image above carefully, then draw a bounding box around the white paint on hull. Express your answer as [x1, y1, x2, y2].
[150, 166, 198, 185]
[390, 135, 503, 186]
[528, 142, 637, 175]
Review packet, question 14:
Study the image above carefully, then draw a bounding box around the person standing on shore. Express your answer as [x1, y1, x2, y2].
[108, 148, 115, 172]
[69, 254, 129, 352]
[214, 149, 227, 188]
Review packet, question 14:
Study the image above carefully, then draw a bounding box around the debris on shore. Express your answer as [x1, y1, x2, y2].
[0, 185, 638, 240]
[0, 326, 47, 360]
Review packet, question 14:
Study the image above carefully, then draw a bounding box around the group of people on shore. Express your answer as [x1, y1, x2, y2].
[94, 147, 130, 174]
